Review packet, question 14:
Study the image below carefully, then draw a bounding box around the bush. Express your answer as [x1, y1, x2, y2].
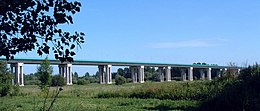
[51, 75, 65, 86]
[0, 61, 18, 97]
[115, 74, 126, 85]
[25, 80, 40, 85]
[197, 64, 260, 111]
[77, 79, 89, 85]
[9, 85, 20, 96]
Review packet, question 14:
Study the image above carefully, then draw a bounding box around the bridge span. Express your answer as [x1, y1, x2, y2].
[0, 58, 240, 86]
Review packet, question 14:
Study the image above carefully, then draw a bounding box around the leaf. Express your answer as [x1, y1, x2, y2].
[65, 49, 70, 55]
[55, 54, 58, 59]
[75, 7, 80, 12]
[80, 32, 85, 36]
[70, 44, 75, 49]
[70, 52, 75, 56]
[37, 50, 43, 55]
[67, 16, 73, 24]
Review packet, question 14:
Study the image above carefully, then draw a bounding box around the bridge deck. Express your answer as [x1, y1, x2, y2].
[0, 58, 238, 69]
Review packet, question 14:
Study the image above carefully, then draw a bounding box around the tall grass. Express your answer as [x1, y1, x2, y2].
[96, 80, 230, 101]
[197, 65, 260, 111]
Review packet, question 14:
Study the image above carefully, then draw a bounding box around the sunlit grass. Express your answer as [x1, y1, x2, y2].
[1, 81, 206, 111]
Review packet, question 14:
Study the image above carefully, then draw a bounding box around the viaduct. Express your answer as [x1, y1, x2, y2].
[0, 58, 241, 86]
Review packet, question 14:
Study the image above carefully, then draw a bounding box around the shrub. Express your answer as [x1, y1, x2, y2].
[51, 75, 65, 86]
[197, 64, 260, 111]
[115, 74, 126, 85]
[37, 57, 53, 90]
[9, 85, 20, 96]
[77, 79, 89, 85]
[25, 80, 40, 85]
[0, 61, 18, 97]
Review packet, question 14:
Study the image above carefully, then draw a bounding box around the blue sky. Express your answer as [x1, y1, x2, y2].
[16, 0, 260, 75]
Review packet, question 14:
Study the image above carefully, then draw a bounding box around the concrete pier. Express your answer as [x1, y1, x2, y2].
[199, 69, 205, 80]
[59, 64, 73, 85]
[165, 66, 171, 81]
[106, 65, 112, 84]
[207, 68, 212, 80]
[98, 65, 105, 84]
[158, 67, 164, 82]
[130, 66, 138, 83]
[10, 63, 24, 86]
[188, 67, 193, 81]
[181, 69, 187, 81]
[138, 66, 145, 83]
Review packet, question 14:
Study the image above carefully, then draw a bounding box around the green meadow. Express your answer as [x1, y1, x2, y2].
[0, 82, 204, 111]
[1, 66, 260, 111]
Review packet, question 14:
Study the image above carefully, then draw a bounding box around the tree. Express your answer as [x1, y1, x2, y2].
[72, 72, 78, 84]
[37, 57, 53, 90]
[73, 72, 79, 79]
[117, 68, 124, 76]
[123, 68, 131, 78]
[0, 61, 16, 97]
[115, 74, 126, 85]
[0, 0, 85, 62]
[144, 67, 159, 81]
[51, 75, 65, 86]
[84, 72, 90, 77]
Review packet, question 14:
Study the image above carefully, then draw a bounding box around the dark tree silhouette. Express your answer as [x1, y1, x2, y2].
[0, 0, 84, 62]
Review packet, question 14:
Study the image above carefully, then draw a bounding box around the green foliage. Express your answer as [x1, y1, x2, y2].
[0, 61, 17, 97]
[9, 85, 20, 96]
[115, 74, 126, 85]
[51, 75, 65, 87]
[77, 79, 89, 85]
[24, 80, 40, 85]
[0, 0, 85, 62]
[144, 67, 159, 81]
[96, 81, 224, 100]
[24, 73, 40, 85]
[37, 57, 53, 90]
[117, 68, 124, 76]
[197, 64, 260, 111]
[0, 96, 199, 111]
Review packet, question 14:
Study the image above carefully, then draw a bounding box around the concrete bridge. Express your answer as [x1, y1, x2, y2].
[0, 58, 241, 86]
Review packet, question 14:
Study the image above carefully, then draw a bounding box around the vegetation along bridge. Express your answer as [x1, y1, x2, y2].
[0, 58, 240, 86]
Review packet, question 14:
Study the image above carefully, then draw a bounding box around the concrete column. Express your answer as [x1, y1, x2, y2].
[224, 68, 228, 76]
[59, 64, 73, 85]
[98, 65, 105, 84]
[165, 66, 171, 81]
[65, 65, 69, 85]
[59, 65, 66, 78]
[14, 63, 19, 85]
[12, 63, 24, 86]
[158, 67, 164, 82]
[199, 69, 205, 80]
[67, 64, 72, 85]
[134, 68, 138, 83]
[188, 67, 193, 81]
[130, 66, 136, 83]
[181, 69, 186, 81]
[19, 63, 24, 86]
[138, 66, 144, 83]
[217, 69, 222, 78]
[58, 65, 62, 77]
[70, 66, 73, 85]
[10, 64, 15, 85]
[238, 69, 241, 74]
[63, 66, 65, 78]
[106, 65, 112, 84]
[207, 68, 212, 80]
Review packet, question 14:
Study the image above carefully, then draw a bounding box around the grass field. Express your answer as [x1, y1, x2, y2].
[0, 82, 207, 111]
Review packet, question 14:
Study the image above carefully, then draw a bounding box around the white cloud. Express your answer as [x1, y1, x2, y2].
[149, 39, 227, 49]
